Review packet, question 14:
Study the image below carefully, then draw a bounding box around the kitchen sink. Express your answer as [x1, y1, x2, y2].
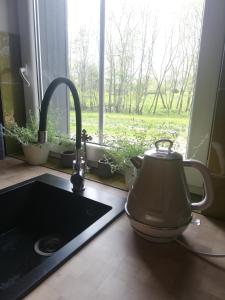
[0, 174, 125, 300]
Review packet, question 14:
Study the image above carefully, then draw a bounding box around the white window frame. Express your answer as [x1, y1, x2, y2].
[18, 0, 225, 190]
[186, 0, 225, 190]
[18, 0, 40, 119]
[99, 0, 105, 144]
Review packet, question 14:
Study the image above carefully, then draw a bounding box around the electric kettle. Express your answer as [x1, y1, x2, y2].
[125, 139, 214, 242]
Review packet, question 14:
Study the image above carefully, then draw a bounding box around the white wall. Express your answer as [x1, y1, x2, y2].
[0, 0, 19, 33]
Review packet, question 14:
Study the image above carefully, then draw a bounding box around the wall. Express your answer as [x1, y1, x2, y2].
[203, 44, 225, 221]
[0, 0, 19, 34]
[0, 0, 26, 153]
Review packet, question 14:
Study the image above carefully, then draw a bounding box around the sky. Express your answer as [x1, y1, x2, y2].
[67, 0, 204, 31]
[67, 0, 205, 73]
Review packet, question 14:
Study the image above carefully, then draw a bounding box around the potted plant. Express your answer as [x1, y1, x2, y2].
[50, 133, 74, 153]
[105, 128, 179, 189]
[57, 134, 76, 168]
[104, 132, 150, 189]
[3, 116, 56, 165]
[95, 155, 113, 178]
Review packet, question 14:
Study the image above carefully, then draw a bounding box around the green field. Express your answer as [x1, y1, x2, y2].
[70, 111, 190, 154]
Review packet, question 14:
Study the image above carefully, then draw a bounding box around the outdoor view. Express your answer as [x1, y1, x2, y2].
[68, 0, 205, 155]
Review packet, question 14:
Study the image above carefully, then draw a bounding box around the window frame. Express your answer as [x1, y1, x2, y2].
[99, 0, 105, 144]
[18, 0, 225, 190]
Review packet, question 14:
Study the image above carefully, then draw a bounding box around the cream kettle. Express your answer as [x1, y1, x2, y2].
[125, 139, 214, 242]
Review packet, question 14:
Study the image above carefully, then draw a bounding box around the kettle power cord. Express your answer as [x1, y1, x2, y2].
[175, 215, 225, 257]
[175, 237, 225, 257]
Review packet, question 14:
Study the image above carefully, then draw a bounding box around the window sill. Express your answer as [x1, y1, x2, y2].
[8, 153, 127, 191]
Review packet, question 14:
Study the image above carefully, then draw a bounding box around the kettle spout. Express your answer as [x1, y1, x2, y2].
[130, 156, 143, 169]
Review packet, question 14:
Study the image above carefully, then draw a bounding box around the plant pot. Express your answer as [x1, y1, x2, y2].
[96, 159, 113, 178]
[61, 150, 76, 168]
[22, 144, 50, 165]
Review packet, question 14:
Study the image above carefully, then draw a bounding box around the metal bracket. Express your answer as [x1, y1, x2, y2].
[19, 65, 31, 87]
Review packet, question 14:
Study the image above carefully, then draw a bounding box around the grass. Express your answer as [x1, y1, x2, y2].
[70, 111, 190, 155]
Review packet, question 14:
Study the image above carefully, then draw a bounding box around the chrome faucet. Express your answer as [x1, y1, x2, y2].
[38, 77, 85, 192]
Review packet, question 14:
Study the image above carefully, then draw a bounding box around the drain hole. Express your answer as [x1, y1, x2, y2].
[34, 234, 64, 256]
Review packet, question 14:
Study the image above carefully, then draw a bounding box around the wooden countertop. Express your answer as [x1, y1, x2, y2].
[0, 158, 225, 300]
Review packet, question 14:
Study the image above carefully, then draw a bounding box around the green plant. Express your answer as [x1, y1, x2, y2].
[104, 131, 150, 173]
[56, 133, 75, 148]
[104, 127, 179, 173]
[4, 114, 57, 145]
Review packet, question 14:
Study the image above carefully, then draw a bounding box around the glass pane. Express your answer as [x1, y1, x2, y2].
[67, 0, 99, 142]
[37, 0, 69, 134]
[104, 0, 205, 156]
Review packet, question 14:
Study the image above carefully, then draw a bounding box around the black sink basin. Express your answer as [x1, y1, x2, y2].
[0, 174, 125, 299]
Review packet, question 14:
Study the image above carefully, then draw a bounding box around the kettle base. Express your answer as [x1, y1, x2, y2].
[126, 212, 191, 243]
[132, 226, 176, 243]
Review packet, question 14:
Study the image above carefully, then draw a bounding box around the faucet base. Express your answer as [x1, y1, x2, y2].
[70, 172, 85, 193]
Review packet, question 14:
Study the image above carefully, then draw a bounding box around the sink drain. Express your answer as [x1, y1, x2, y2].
[34, 234, 64, 256]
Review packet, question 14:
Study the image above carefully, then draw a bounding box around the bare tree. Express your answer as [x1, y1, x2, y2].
[105, 7, 137, 113]
[134, 10, 157, 114]
[69, 0, 203, 116]
[149, 28, 179, 114]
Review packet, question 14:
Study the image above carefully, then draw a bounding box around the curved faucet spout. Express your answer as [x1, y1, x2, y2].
[38, 77, 84, 193]
[38, 77, 81, 150]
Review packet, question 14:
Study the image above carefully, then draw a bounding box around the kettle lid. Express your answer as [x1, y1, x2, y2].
[145, 139, 182, 160]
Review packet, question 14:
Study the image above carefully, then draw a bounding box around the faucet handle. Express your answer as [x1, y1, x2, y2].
[82, 129, 92, 142]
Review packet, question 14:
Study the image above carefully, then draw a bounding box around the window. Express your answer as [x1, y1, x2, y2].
[67, 0, 100, 141]
[68, 0, 205, 154]
[18, 0, 225, 189]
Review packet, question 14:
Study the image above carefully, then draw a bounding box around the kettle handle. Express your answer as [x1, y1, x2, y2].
[183, 160, 214, 211]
